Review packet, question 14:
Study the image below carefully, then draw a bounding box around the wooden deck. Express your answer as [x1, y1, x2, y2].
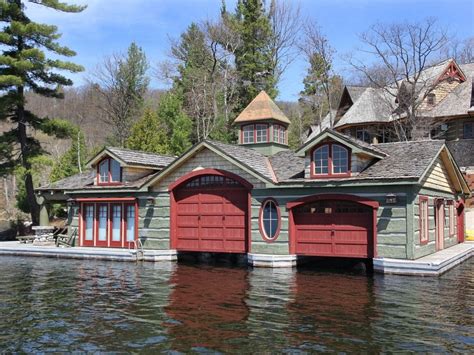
[0, 241, 177, 262]
[373, 242, 474, 276]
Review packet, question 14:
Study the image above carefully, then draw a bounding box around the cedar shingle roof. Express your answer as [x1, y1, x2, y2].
[428, 63, 474, 117]
[275, 139, 444, 183]
[206, 140, 275, 182]
[234, 91, 291, 125]
[357, 140, 444, 180]
[335, 87, 395, 128]
[446, 139, 474, 168]
[36, 170, 96, 191]
[107, 147, 176, 168]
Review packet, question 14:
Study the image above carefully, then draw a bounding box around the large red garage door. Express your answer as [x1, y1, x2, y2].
[291, 199, 374, 258]
[172, 174, 249, 253]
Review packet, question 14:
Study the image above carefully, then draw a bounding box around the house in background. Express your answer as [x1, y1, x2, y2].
[35, 90, 471, 269]
[307, 59, 474, 206]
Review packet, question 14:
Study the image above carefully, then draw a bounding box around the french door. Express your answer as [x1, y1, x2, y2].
[81, 201, 137, 248]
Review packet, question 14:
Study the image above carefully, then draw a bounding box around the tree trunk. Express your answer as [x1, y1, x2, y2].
[17, 86, 40, 225]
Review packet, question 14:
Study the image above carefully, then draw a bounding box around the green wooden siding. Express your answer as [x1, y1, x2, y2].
[413, 187, 460, 259]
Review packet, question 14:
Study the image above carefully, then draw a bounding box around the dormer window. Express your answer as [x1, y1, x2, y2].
[256, 124, 268, 143]
[311, 143, 350, 178]
[97, 158, 121, 184]
[243, 125, 254, 143]
[241, 124, 269, 144]
[273, 124, 286, 144]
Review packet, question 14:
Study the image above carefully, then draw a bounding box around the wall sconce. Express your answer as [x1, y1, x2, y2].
[385, 193, 397, 204]
[147, 198, 155, 205]
[67, 199, 76, 207]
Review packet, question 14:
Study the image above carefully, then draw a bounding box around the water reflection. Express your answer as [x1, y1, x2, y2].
[0, 257, 472, 352]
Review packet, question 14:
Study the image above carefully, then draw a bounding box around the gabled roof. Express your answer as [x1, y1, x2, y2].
[428, 62, 474, 118]
[296, 128, 387, 158]
[305, 109, 336, 143]
[233, 90, 291, 125]
[346, 86, 367, 103]
[36, 170, 96, 191]
[143, 139, 276, 189]
[87, 147, 176, 169]
[335, 87, 395, 128]
[446, 139, 474, 168]
[335, 59, 474, 128]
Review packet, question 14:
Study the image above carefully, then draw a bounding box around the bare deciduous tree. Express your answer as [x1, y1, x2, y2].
[299, 20, 337, 127]
[347, 18, 448, 140]
[268, 0, 302, 83]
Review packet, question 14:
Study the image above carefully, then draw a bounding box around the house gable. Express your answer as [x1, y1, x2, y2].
[144, 142, 272, 192]
[419, 146, 471, 195]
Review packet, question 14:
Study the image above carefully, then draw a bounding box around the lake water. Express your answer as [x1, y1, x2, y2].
[0, 256, 472, 352]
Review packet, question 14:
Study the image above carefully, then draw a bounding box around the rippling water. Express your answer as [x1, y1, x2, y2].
[0, 256, 472, 352]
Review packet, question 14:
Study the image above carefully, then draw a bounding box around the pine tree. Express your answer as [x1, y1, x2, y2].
[126, 108, 168, 154]
[156, 93, 192, 156]
[232, 0, 276, 110]
[0, 0, 85, 224]
[94, 42, 149, 147]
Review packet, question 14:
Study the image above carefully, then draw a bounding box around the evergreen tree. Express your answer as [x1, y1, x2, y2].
[232, 0, 276, 109]
[156, 92, 192, 156]
[126, 108, 168, 154]
[0, 0, 85, 224]
[94, 42, 149, 147]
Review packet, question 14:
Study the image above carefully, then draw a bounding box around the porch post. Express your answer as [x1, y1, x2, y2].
[36, 194, 50, 226]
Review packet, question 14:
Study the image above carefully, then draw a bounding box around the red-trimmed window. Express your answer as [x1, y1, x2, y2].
[241, 124, 269, 144]
[259, 199, 280, 241]
[311, 143, 350, 178]
[448, 200, 455, 236]
[242, 125, 255, 143]
[273, 124, 286, 144]
[97, 158, 121, 184]
[256, 124, 268, 143]
[419, 196, 429, 245]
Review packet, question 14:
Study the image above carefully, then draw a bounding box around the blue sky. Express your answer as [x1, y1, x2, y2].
[28, 0, 474, 102]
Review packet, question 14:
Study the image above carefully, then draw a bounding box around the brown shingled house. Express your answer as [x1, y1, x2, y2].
[307, 58, 474, 206]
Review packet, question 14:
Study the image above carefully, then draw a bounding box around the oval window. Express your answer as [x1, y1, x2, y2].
[260, 199, 280, 241]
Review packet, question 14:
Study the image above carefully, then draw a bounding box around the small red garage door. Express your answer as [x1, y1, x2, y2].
[172, 174, 249, 253]
[291, 199, 374, 258]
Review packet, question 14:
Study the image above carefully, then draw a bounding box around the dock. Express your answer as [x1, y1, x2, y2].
[373, 242, 474, 276]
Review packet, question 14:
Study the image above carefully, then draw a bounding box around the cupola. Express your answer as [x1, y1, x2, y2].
[234, 91, 290, 156]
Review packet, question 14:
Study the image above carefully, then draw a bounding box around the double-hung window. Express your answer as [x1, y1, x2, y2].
[419, 196, 429, 245]
[242, 125, 255, 144]
[448, 201, 455, 236]
[256, 124, 268, 143]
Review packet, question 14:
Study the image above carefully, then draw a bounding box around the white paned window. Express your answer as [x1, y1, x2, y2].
[242, 125, 254, 144]
[332, 145, 349, 174]
[112, 205, 121, 242]
[314, 145, 329, 174]
[98, 205, 108, 241]
[126, 205, 136, 242]
[256, 124, 268, 143]
[85, 205, 94, 241]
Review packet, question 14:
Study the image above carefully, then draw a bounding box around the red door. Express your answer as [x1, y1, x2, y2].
[82, 204, 95, 247]
[172, 175, 248, 253]
[291, 200, 374, 258]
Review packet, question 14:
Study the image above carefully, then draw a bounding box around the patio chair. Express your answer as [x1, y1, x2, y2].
[56, 228, 77, 247]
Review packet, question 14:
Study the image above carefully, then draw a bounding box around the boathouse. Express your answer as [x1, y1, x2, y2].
[35, 91, 471, 267]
